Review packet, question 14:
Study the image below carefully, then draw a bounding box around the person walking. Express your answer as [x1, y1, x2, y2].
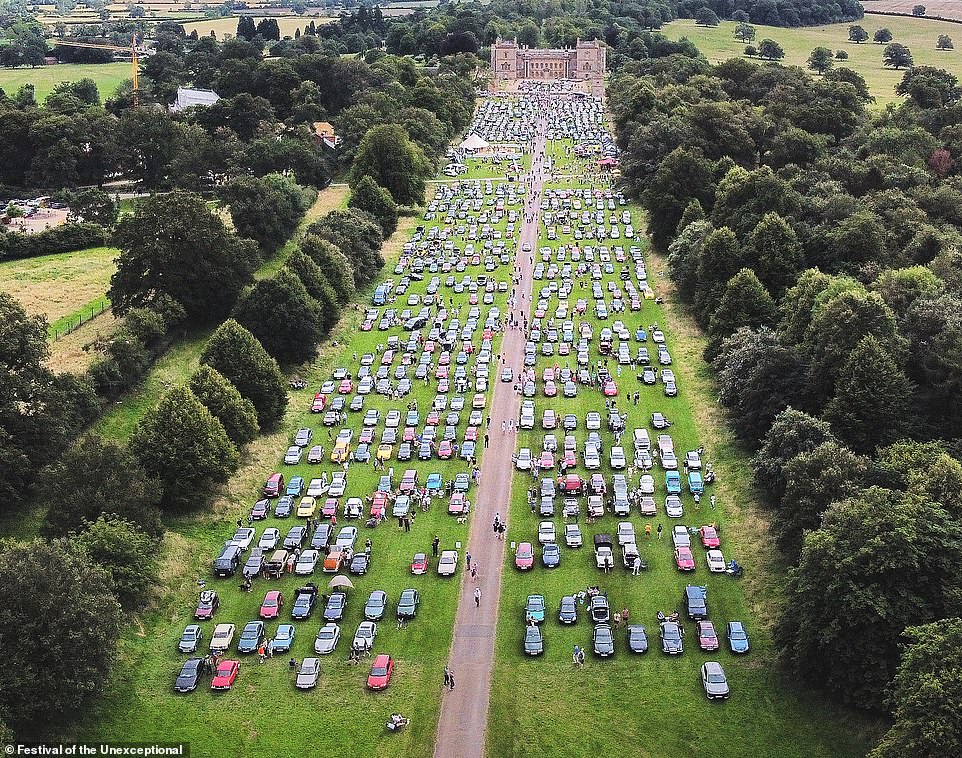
[443, 666, 451, 689]
[657, 523, 663, 539]
[645, 523, 652, 540]
[432, 535, 440, 556]
[258, 643, 266, 663]
[466, 551, 472, 570]
[474, 586, 482, 608]
[448, 672, 456, 690]
[501, 419, 507, 433]
[471, 563, 478, 582]
[633, 556, 642, 576]
[710, 495, 716, 510]
[484, 433, 489, 449]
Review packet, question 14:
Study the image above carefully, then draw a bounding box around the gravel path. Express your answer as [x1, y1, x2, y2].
[433, 121, 547, 758]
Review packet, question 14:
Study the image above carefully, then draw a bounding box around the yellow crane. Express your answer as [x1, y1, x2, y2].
[52, 34, 141, 106]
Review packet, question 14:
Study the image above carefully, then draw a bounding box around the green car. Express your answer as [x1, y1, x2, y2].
[525, 594, 546, 624]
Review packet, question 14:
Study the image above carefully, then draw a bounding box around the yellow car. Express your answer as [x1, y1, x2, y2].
[472, 393, 486, 409]
[642, 287, 655, 300]
[376, 444, 393, 462]
[331, 439, 350, 463]
[297, 496, 317, 518]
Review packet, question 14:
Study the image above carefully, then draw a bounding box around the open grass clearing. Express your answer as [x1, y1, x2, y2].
[661, 17, 962, 105]
[0, 63, 131, 103]
[74, 184, 517, 756]
[864, 0, 962, 21]
[181, 15, 335, 40]
[0, 246, 116, 325]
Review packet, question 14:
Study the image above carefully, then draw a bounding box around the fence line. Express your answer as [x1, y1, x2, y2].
[51, 297, 109, 341]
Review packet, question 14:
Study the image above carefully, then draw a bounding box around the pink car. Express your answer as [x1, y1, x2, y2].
[515, 542, 534, 570]
[700, 526, 721, 549]
[674, 547, 696, 571]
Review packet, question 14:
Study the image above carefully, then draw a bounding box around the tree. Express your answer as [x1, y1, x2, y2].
[234, 270, 325, 365]
[201, 320, 288, 429]
[38, 436, 162, 539]
[694, 227, 744, 328]
[348, 175, 399, 237]
[130, 387, 238, 509]
[913, 4, 926, 15]
[110, 191, 259, 323]
[706, 269, 777, 360]
[776, 488, 962, 709]
[734, 23, 755, 43]
[836, 50, 849, 60]
[188, 365, 259, 446]
[849, 25, 868, 44]
[640, 147, 717, 253]
[66, 188, 117, 227]
[694, 7, 719, 26]
[74, 515, 158, 610]
[778, 442, 868, 558]
[666, 220, 712, 303]
[308, 209, 384, 288]
[350, 124, 432, 206]
[754, 408, 836, 501]
[808, 47, 834, 75]
[256, 18, 281, 41]
[744, 45, 758, 57]
[873, 619, 962, 757]
[220, 174, 315, 255]
[875, 28, 894, 44]
[824, 335, 912, 454]
[0, 539, 123, 731]
[285, 250, 340, 335]
[938, 34, 954, 51]
[299, 235, 356, 303]
[759, 39, 785, 61]
[744, 212, 804, 296]
[884, 43, 914, 69]
[237, 16, 256, 41]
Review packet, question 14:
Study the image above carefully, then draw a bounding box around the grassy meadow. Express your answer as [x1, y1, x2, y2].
[662, 16, 962, 104]
[0, 62, 131, 103]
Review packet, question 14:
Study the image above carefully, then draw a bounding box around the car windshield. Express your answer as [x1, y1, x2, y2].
[708, 673, 726, 683]
[372, 666, 388, 676]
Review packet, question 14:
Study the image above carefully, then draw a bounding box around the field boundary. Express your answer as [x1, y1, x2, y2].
[49, 296, 110, 340]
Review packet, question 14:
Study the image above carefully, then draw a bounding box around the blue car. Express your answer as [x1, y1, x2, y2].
[286, 477, 305, 497]
[454, 473, 470, 492]
[542, 543, 561, 568]
[666, 471, 681, 495]
[269, 624, 296, 654]
[426, 473, 443, 494]
[237, 621, 264, 654]
[688, 471, 704, 495]
[727, 621, 750, 653]
[525, 594, 546, 624]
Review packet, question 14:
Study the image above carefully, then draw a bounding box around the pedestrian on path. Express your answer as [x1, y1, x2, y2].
[444, 666, 451, 688]
[657, 523, 663, 539]
[502, 420, 507, 433]
[484, 433, 489, 449]
[474, 586, 482, 607]
[471, 564, 478, 582]
[466, 551, 472, 570]
[449, 673, 456, 690]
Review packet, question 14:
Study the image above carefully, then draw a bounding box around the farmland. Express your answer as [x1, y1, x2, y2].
[661, 16, 962, 104]
[0, 62, 131, 103]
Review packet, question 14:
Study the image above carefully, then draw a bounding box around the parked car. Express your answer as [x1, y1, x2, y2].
[701, 661, 730, 700]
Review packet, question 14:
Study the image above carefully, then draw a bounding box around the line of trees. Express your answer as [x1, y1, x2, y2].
[611, 43, 962, 751]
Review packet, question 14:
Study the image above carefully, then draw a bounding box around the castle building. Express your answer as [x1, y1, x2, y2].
[490, 38, 606, 90]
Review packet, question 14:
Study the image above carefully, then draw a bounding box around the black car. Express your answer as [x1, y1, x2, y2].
[563, 414, 578, 431]
[660, 622, 683, 655]
[274, 496, 295, 518]
[593, 623, 615, 657]
[291, 585, 318, 620]
[397, 588, 420, 619]
[174, 658, 206, 693]
[237, 621, 265, 654]
[559, 596, 577, 624]
[627, 624, 649, 653]
[524, 625, 544, 656]
[350, 553, 370, 575]
[311, 524, 333, 550]
[685, 585, 708, 620]
[324, 592, 347, 621]
[398, 443, 413, 461]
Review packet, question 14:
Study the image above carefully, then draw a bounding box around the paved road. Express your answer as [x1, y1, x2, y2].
[433, 119, 547, 758]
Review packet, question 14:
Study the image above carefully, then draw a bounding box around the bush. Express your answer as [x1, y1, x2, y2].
[0, 223, 107, 262]
[188, 365, 260, 446]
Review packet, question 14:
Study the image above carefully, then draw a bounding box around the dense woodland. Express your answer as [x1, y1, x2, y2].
[611, 46, 962, 754]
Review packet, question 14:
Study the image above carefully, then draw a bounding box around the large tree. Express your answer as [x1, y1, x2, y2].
[233, 269, 326, 364]
[883, 43, 914, 69]
[350, 124, 432, 206]
[754, 408, 837, 501]
[201, 320, 288, 429]
[285, 250, 341, 335]
[74, 515, 158, 610]
[308, 209, 384, 288]
[299, 234, 356, 303]
[0, 539, 123, 733]
[694, 226, 744, 327]
[348, 174, 399, 237]
[743, 212, 804, 296]
[38, 436, 162, 539]
[110, 191, 259, 323]
[188, 365, 259, 446]
[706, 269, 777, 359]
[130, 387, 238, 509]
[221, 173, 316, 255]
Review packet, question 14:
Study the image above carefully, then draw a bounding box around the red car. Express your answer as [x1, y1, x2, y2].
[427, 411, 440, 426]
[360, 319, 374, 331]
[435, 365, 449, 379]
[371, 492, 388, 518]
[448, 492, 466, 514]
[697, 620, 719, 651]
[544, 380, 558, 397]
[322, 498, 338, 517]
[259, 590, 283, 619]
[674, 547, 696, 571]
[700, 525, 721, 549]
[338, 379, 353, 394]
[468, 292, 478, 305]
[411, 553, 428, 575]
[464, 426, 479, 442]
[515, 542, 534, 570]
[603, 380, 618, 397]
[438, 352, 451, 366]
[211, 660, 239, 690]
[560, 451, 577, 472]
[438, 440, 454, 459]
[590, 473, 606, 494]
[438, 378, 450, 393]
[539, 451, 555, 470]
[381, 350, 395, 365]
[311, 394, 327, 413]
[423, 340, 436, 353]
[562, 473, 583, 493]
[194, 590, 219, 620]
[367, 654, 394, 690]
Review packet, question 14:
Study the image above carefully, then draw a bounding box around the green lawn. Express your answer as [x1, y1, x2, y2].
[661, 17, 962, 105]
[73, 181, 518, 756]
[486, 142, 880, 757]
[0, 62, 131, 103]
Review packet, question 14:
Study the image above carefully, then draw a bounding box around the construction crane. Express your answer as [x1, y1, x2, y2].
[51, 34, 142, 106]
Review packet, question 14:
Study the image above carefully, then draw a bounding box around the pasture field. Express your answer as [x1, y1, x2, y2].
[662, 17, 962, 104]
[0, 63, 131, 103]
[863, 1, 962, 21]
[182, 15, 336, 40]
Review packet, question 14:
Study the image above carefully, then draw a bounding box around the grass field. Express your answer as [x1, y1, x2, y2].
[182, 15, 335, 40]
[661, 17, 962, 105]
[0, 63, 131, 103]
[0, 246, 116, 325]
[864, 1, 962, 21]
[485, 145, 880, 756]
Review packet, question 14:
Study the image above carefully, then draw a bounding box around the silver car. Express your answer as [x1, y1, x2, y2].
[314, 623, 340, 654]
[702, 661, 730, 699]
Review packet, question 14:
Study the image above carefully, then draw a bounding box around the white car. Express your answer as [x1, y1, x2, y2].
[520, 409, 535, 429]
[258, 528, 279, 551]
[672, 526, 691, 548]
[230, 528, 255, 551]
[306, 478, 326, 497]
[284, 446, 303, 465]
[209, 623, 235, 653]
[294, 549, 320, 575]
[639, 496, 657, 516]
[609, 446, 626, 469]
[335, 526, 358, 549]
[617, 521, 636, 546]
[565, 523, 583, 547]
[538, 521, 556, 544]
[542, 409, 557, 429]
[666, 496, 684, 518]
[639, 475, 655, 495]
[586, 412, 601, 430]
[438, 550, 459, 576]
[707, 550, 726, 573]
[686, 451, 702, 470]
[329, 471, 347, 497]
[661, 451, 678, 470]
[516, 448, 533, 471]
[584, 446, 601, 470]
[314, 623, 340, 654]
[353, 621, 378, 651]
